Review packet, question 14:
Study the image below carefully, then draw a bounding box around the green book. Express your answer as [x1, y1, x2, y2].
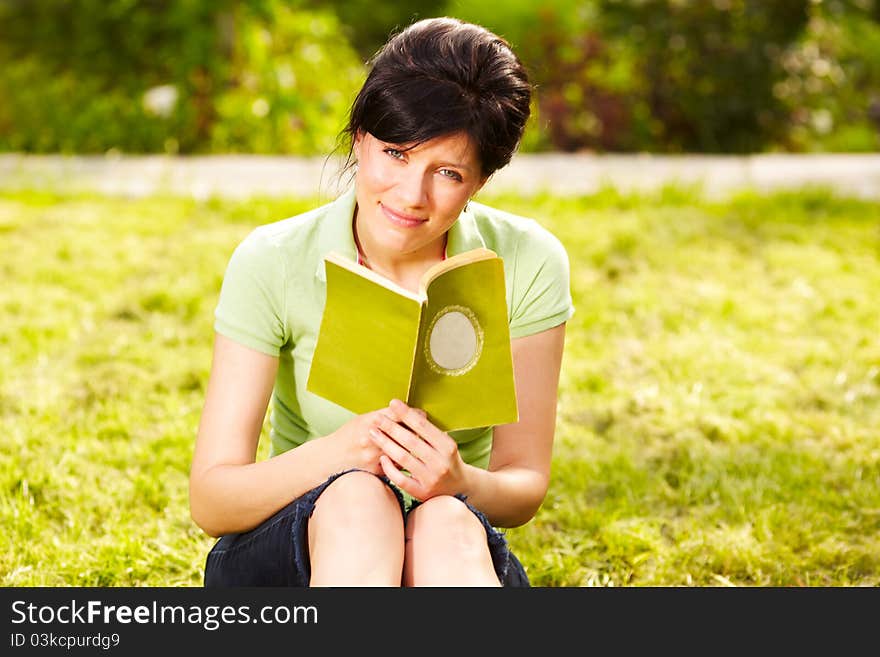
[307, 247, 518, 432]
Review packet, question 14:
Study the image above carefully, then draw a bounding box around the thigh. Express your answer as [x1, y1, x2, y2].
[308, 469, 406, 548]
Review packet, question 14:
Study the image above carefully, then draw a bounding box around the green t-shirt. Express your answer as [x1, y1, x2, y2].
[214, 186, 575, 468]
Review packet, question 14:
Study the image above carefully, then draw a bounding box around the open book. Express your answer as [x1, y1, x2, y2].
[307, 247, 518, 431]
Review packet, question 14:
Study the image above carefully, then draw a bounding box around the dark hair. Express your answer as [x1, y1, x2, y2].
[342, 17, 531, 178]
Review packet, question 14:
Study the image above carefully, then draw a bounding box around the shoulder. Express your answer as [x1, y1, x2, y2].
[237, 202, 330, 255]
[469, 201, 574, 338]
[226, 196, 339, 277]
[215, 197, 343, 353]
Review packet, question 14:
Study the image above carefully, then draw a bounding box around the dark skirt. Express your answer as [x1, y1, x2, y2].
[204, 469, 530, 587]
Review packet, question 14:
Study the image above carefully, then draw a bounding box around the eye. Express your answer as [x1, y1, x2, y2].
[438, 168, 463, 182]
[383, 147, 405, 160]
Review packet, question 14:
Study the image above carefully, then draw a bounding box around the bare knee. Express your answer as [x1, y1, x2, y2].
[308, 470, 405, 586]
[406, 495, 486, 546]
[310, 470, 402, 541]
[405, 495, 498, 586]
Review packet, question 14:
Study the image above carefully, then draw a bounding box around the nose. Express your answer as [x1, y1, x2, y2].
[396, 167, 429, 209]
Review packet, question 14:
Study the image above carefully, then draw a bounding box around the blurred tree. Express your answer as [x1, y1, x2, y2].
[775, 0, 880, 152]
[450, 0, 819, 153]
[303, 0, 447, 61]
[0, 0, 363, 154]
[0, 0, 231, 152]
[445, 0, 635, 152]
[210, 1, 364, 154]
[0, 0, 876, 154]
[597, 0, 811, 153]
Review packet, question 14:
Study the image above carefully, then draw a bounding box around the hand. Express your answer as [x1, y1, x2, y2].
[368, 398, 467, 501]
[329, 406, 398, 475]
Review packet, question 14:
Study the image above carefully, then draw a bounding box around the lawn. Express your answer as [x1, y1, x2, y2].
[1, 185, 878, 586]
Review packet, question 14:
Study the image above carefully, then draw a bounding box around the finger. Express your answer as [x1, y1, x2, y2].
[378, 455, 423, 500]
[389, 399, 454, 452]
[369, 428, 426, 476]
[376, 415, 436, 465]
[377, 406, 398, 423]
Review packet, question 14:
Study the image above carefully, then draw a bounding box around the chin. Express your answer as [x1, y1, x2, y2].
[381, 232, 424, 256]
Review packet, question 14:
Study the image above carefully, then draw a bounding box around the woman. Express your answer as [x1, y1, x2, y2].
[190, 16, 574, 587]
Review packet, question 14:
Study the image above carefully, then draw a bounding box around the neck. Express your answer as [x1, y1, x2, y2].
[353, 211, 446, 286]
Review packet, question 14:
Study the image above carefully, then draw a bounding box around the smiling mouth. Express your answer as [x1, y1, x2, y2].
[380, 203, 428, 228]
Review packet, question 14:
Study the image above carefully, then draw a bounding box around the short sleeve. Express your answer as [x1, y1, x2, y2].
[508, 224, 575, 339]
[214, 229, 287, 356]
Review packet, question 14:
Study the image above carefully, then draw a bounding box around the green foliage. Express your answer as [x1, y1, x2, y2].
[0, 0, 878, 154]
[447, 0, 629, 151]
[1, 186, 879, 586]
[596, 0, 812, 153]
[0, 0, 363, 154]
[448, 0, 879, 153]
[0, 0, 231, 153]
[303, 0, 448, 61]
[209, 3, 364, 154]
[776, 2, 880, 152]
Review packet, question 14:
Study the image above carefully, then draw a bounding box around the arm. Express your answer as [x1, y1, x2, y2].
[371, 322, 566, 527]
[464, 322, 566, 526]
[189, 333, 392, 537]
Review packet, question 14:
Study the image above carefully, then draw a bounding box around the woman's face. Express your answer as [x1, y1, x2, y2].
[353, 130, 486, 258]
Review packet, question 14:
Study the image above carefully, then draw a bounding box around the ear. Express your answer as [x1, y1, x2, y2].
[353, 130, 365, 159]
[474, 175, 489, 196]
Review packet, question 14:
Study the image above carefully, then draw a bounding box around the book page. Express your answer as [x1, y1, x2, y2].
[418, 247, 499, 298]
[409, 255, 518, 431]
[325, 251, 422, 302]
[308, 255, 423, 415]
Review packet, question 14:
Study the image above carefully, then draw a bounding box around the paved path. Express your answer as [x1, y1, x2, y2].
[1, 152, 878, 199]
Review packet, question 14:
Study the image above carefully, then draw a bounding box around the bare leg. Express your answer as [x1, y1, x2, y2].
[404, 495, 501, 587]
[308, 471, 405, 586]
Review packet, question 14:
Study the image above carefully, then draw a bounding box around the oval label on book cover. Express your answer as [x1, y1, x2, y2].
[425, 305, 483, 376]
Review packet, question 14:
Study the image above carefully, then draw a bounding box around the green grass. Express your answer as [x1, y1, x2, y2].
[1, 185, 878, 586]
